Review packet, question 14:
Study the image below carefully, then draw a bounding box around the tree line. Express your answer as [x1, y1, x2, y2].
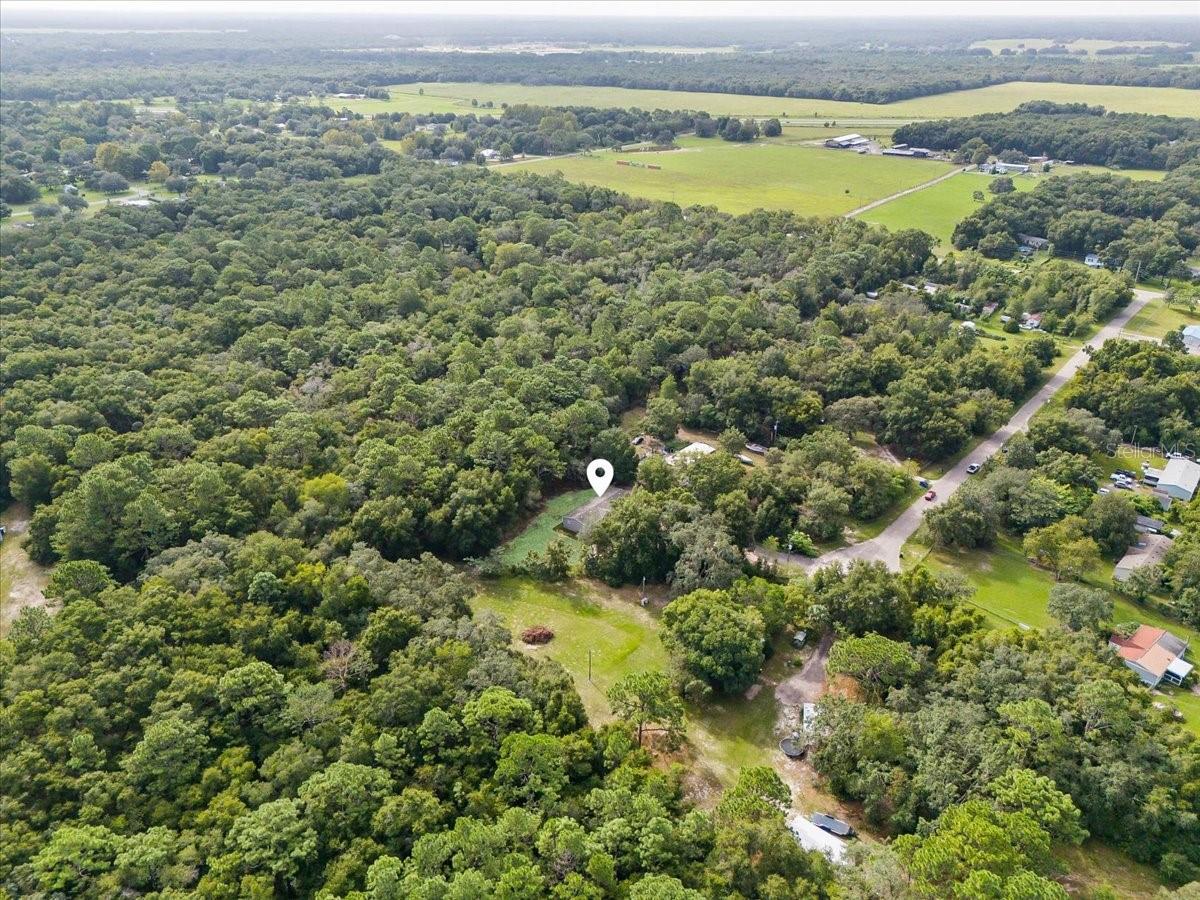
[893, 101, 1200, 170]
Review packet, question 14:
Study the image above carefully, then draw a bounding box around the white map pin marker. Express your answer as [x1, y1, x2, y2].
[587, 459, 614, 497]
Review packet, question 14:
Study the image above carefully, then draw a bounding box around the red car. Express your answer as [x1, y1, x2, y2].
[924, 490, 937, 501]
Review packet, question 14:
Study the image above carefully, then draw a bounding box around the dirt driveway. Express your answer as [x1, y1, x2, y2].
[776, 632, 832, 707]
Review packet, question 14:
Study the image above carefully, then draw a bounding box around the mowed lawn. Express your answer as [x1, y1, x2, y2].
[502, 137, 956, 216]
[860, 167, 1166, 248]
[472, 576, 670, 721]
[1124, 297, 1200, 338]
[341, 80, 1200, 119]
[499, 488, 594, 565]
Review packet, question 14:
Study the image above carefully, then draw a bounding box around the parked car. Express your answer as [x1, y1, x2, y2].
[966, 463, 980, 475]
[924, 490, 937, 501]
[917, 478, 929, 488]
[1115, 481, 1133, 490]
[1116, 469, 1137, 479]
[1109, 473, 1127, 483]
[1098, 487, 1111, 495]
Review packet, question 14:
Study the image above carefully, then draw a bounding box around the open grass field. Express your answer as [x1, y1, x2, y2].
[339, 80, 1200, 119]
[859, 171, 1036, 246]
[471, 575, 784, 785]
[1124, 297, 1200, 338]
[499, 488, 594, 565]
[472, 576, 670, 721]
[502, 136, 956, 216]
[860, 167, 1166, 248]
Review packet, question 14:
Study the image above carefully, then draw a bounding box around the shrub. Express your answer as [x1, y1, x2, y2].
[520, 626, 554, 645]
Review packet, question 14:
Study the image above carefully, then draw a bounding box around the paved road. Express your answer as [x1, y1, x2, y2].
[844, 166, 970, 218]
[753, 288, 1160, 574]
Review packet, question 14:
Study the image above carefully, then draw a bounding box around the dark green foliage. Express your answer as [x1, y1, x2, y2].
[895, 102, 1200, 170]
[954, 165, 1200, 277]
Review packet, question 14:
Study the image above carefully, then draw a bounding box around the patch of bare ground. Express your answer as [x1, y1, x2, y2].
[1, 505, 53, 634]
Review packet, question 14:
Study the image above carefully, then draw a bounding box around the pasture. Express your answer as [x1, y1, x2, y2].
[337, 80, 1200, 119]
[501, 136, 957, 217]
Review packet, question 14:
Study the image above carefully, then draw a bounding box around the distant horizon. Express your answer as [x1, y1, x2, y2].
[3, 0, 1198, 20]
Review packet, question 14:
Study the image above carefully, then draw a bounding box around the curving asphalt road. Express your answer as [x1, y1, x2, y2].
[753, 288, 1162, 575]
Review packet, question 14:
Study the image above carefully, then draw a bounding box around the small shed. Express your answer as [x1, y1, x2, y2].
[561, 488, 628, 535]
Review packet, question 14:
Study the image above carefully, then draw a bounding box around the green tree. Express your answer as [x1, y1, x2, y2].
[607, 670, 685, 748]
[1047, 583, 1112, 633]
[662, 588, 765, 693]
[826, 633, 920, 699]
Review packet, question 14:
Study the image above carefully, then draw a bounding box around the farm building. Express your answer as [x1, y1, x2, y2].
[1084, 253, 1104, 268]
[824, 133, 870, 149]
[1018, 233, 1049, 250]
[1113, 533, 1173, 582]
[1181, 324, 1200, 355]
[1145, 458, 1200, 503]
[1108, 625, 1192, 688]
[881, 147, 930, 158]
[561, 487, 628, 535]
[479, 148, 500, 160]
[981, 161, 1030, 175]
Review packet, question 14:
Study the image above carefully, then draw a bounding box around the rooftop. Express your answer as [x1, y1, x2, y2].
[1115, 533, 1173, 572]
[1110, 625, 1190, 679]
[1162, 458, 1200, 494]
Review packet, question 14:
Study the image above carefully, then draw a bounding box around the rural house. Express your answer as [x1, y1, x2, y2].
[1113, 533, 1172, 582]
[1108, 625, 1193, 688]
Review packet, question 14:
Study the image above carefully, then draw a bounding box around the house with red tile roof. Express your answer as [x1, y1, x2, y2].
[1108, 625, 1193, 689]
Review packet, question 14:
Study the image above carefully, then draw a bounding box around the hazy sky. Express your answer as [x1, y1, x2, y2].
[6, 0, 1198, 17]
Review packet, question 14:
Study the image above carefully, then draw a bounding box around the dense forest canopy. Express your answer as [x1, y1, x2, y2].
[1, 24, 1197, 104]
[894, 101, 1200, 169]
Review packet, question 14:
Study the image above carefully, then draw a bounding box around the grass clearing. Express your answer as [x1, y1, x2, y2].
[1056, 841, 1164, 900]
[860, 167, 1164, 249]
[341, 80, 1200, 120]
[471, 575, 800, 788]
[499, 488, 594, 566]
[502, 136, 956, 216]
[1124, 297, 1200, 339]
[472, 576, 670, 722]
